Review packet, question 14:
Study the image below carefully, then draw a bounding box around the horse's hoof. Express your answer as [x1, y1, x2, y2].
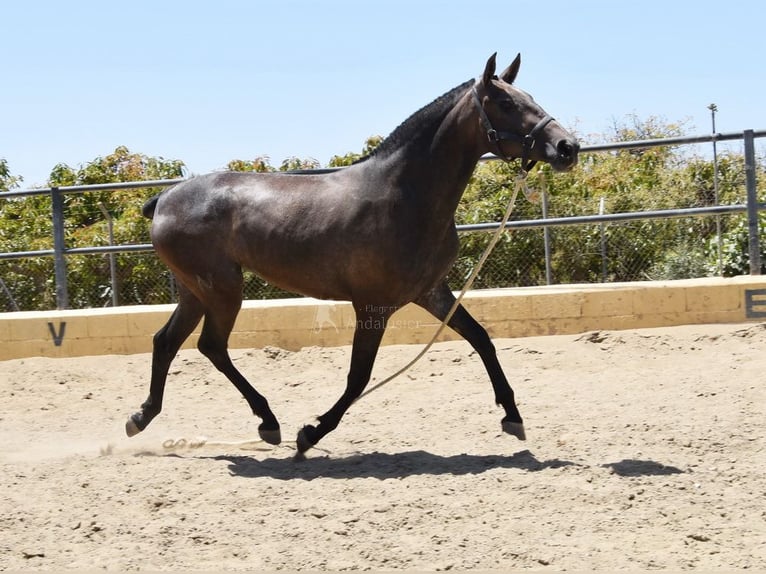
[125, 416, 142, 437]
[502, 420, 526, 441]
[293, 450, 308, 462]
[296, 425, 318, 453]
[258, 427, 282, 446]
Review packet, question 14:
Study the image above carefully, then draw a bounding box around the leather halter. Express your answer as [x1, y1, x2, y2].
[471, 86, 554, 172]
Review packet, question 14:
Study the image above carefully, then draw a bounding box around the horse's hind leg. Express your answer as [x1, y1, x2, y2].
[126, 283, 204, 436]
[415, 282, 525, 441]
[196, 288, 281, 445]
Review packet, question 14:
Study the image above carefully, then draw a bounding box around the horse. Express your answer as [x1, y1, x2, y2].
[126, 52, 579, 454]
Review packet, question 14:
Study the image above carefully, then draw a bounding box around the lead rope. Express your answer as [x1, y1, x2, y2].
[357, 169, 530, 402]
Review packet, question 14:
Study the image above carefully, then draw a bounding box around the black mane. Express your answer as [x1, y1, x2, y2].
[355, 79, 474, 163]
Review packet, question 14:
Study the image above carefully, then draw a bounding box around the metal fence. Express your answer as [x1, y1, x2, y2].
[1, 129, 764, 312]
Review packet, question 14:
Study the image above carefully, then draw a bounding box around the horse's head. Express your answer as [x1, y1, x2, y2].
[472, 53, 579, 172]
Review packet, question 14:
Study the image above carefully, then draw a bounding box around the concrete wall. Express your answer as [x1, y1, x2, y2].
[2, 275, 766, 361]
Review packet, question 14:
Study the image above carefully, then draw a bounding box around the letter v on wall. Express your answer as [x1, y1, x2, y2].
[47, 321, 67, 346]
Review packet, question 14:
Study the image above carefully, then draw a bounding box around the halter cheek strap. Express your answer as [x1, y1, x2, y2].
[471, 86, 554, 172]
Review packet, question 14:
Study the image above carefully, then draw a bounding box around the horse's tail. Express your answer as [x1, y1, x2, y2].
[141, 194, 161, 219]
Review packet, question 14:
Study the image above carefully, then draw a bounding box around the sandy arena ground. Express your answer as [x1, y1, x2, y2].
[1, 321, 765, 571]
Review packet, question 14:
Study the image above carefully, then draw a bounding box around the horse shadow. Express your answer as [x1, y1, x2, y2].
[600, 458, 684, 477]
[208, 449, 579, 481]
[199, 450, 686, 481]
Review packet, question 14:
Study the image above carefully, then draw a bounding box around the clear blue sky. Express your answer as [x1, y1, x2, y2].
[3, 0, 765, 187]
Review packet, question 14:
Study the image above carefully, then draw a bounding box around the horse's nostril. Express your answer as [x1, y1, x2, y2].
[557, 139, 579, 159]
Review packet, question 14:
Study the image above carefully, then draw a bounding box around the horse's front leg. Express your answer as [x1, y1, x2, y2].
[415, 283, 525, 440]
[296, 307, 390, 454]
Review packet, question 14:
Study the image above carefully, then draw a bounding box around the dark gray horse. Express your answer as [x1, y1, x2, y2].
[126, 53, 579, 454]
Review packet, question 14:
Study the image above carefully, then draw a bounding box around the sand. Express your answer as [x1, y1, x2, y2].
[1, 322, 764, 571]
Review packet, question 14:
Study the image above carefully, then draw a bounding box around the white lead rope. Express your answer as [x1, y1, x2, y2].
[357, 170, 530, 402]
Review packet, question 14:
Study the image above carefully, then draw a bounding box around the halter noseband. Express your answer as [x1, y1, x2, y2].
[471, 86, 554, 172]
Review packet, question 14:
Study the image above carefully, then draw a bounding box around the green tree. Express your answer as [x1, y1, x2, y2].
[227, 155, 321, 173]
[54, 147, 185, 308]
[451, 115, 764, 287]
[328, 135, 383, 167]
[534, 116, 699, 283]
[1, 147, 185, 310]
[0, 160, 54, 309]
[227, 156, 275, 172]
[0, 159, 22, 191]
[279, 156, 320, 171]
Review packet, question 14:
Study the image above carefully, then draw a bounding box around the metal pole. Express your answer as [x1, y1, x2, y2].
[708, 104, 723, 276]
[50, 186, 69, 309]
[540, 175, 552, 285]
[599, 197, 607, 282]
[98, 203, 119, 306]
[744, 129, 761, 274]
[0, 277, 20, 311]
[168, 272, 177, 303]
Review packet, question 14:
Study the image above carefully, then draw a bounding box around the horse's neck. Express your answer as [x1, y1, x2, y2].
[384, 94, 484, 226]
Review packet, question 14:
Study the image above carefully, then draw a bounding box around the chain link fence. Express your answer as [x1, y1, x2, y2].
[2, 130, 763, 312]
[0, 211, 741, 312]
[446, 214, 728, 291]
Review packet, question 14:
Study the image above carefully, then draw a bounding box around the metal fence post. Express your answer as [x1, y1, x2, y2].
[98, 203, 119, 306]
[540, 175, 553, 285]
[0, 277, 20, 311]
[744, 130, 761, 274]
[599, 197, 608, 282]
[50, 186, 69, 309]
[709, 104, 723, 276]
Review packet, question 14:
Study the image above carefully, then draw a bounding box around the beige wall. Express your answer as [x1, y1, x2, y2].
[2, 276, 766, 361]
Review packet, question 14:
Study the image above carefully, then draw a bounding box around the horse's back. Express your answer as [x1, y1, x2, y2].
[147, 170, 342, 255]
[152, 170, 367, 234]
[150, 173, 245, 233]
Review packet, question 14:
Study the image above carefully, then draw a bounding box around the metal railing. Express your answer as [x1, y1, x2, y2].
[1, 129, 764, 310]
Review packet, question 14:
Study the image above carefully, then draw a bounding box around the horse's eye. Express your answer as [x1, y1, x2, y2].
[498, 99, 515, 111]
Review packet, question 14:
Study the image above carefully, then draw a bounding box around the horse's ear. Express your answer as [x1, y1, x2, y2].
[499, 53, 521, 84]
[481, 52, 497, 86]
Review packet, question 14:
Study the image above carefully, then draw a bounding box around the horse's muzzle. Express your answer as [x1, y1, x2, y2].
[552, 138, 580, 171]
